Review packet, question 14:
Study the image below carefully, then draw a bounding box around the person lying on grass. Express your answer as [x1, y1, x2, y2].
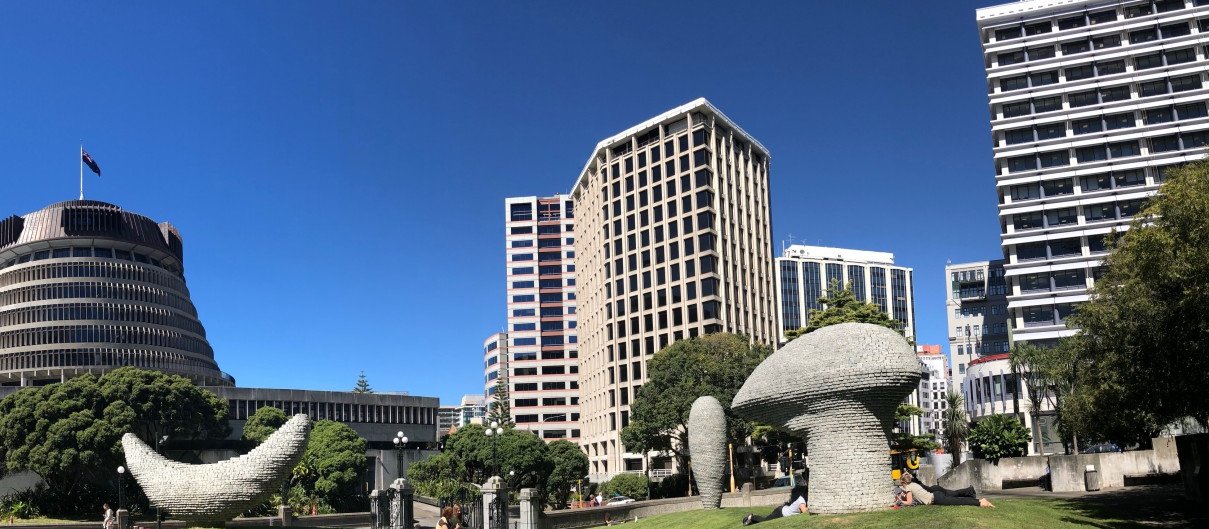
[742, 485, 808, 525]
[899, 472, 994, 508]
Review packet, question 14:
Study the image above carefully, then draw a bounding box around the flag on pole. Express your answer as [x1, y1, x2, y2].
[81, 150, 101, 176]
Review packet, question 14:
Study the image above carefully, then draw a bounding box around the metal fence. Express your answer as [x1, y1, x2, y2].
[439, 483, 486, 529]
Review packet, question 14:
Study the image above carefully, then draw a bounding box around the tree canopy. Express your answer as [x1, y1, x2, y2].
[620, 333, 771, 470]
[352, 371, 374, 394]
[785, 281, 903, 341]
[487, 377, 513, 428]
[545, 440, 589, 509]
[0, 368, 230, 516]
[293, 420, 367, 512]
[243, 406, 289, 443]
[967, 414, 1031, 463]
[410, 423, 566, 507]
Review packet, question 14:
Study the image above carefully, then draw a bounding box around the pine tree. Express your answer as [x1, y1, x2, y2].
[352, 371, 374, 394]
[487, 376, 513, 427]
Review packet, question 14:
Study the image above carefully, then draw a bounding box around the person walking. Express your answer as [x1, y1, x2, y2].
[102, 503, 114, 529]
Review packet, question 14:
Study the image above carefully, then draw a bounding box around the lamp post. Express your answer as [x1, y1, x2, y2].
[393, 431, 408, 483]
[155, 436, 168, 529]
[483, 421, 504, 477]
[116, 465, 125, 517]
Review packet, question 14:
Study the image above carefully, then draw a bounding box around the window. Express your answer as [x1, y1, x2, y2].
[1034, 96, 1063, 112]
[999, 50, 1025, 66]
[1036, 123, 1064, 140]
[1038, 150, 1069, 168]
[1018, 242, 1048, 261]
[1001, 75, 1029, 91]
[1011, 183, 1041, 201]
[1089, 10, 1117, 24]
[1008, 155, 1037, 173]
[1025, 305, 1055, 326]
[1081, 173, 1112, 192]
[1066, 64, 1095, 81]
[1058, 16, 1086, 30]
[1093, 34, 1122, 50]
[1119, 199, 1146, 217]
[1054, 269, 1086, 290]
[1030, 70, 1059, 87]
[1096, 59, 1125, 75]
[1025, 22, 1051, 35]
[1085, 202, 1115, 221]
[1003, 101, 1031, 118]
[1043, 179, 1073, 197]
[1050, 238, 1082, 257]
[1140, 79, 1169, 97]
[1020, 273, 1050, 292]
[996, 26, 1022, 41]
[1136, 53, 1164, 70]
[1124, 3, 1152, 18]
[1005, 127, 1034, 145]
[1104, 112, 1135, 130]
[1151, 134, 1182, 153]
[1177, 102, 1208, 120]
[1156, 0, 1185, 13]
[1072, 117, 1103, 135]
[1061, 39, 1090, 55]
[1029, 46, 1056, 61]
[1046, 207, 1077, 227]
[1183, 130, 1209, 148]
[1145, 107, 1175, 124]
[1069, 90, 1099, 107]
[1171, 75, 1203, 93]
[1014, 211, 1044, 230]
[1130, 28, 1159, 44]
[1100, 86, 1130, 102]
[1166, 48, 1196, 65]
[1161, 22, 1191, 38]
[1109, 141, 1140, 158]
[1116, 169, 1146, 187]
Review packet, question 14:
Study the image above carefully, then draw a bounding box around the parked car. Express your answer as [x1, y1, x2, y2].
[607, 495, 636, 505]
[770, 473, 805, 488]
[1082, 443, 1121, 453]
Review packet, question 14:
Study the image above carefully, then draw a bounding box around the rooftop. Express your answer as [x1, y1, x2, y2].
[779, 244, 896, 265]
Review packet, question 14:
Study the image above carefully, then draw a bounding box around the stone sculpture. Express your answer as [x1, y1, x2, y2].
[687, 396, 727, 508]
[731, 323, 920, 514]
[122, 414, 312, 527]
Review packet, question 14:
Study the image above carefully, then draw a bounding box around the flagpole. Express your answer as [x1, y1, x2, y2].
[79, 142, 84, 200]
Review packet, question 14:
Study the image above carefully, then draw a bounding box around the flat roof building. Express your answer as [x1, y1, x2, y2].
[570, 98, 778, 480]
[944, 259, 1010, 394]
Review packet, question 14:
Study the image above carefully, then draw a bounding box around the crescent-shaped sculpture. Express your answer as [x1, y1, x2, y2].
[122, 414, 312, 527]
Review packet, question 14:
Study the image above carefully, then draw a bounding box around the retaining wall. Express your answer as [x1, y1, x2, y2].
[540, 486, 789, 529]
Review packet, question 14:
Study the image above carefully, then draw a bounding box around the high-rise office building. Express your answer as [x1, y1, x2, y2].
[977, 0, 1209, 345]
[503, 195, 580, 441]
[775, 245, 916, 344]
[915, 345, 950, 438]
[570, 98, 778, 479]
[0, 200, 229, 387]
[944, 259, 1010, 394]
[483, 331, 508, 399]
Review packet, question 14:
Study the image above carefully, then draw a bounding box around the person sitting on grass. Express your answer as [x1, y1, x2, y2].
[742, 485, 808, 525]
[899, 472, 994, 508]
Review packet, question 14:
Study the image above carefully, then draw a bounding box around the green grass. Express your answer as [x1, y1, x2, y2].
[609, 498, 1176, 529]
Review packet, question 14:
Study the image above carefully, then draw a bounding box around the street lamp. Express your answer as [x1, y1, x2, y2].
[117, 465, 126, 517]
[483, 421, 504, 477]
[393, 431, 408, 482]
[155, 436, 168, 529]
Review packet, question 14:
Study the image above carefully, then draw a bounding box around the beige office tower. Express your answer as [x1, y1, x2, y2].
[570, 98, 778, 480]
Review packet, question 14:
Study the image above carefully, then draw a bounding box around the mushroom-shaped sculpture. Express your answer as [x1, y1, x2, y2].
[731, 323, 920, 514]
[122, 414, 312, 526]
[687, 396, 727, 508]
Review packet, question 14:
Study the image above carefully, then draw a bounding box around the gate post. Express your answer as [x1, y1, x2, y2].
[392, 478, 415, 529]
[481, 476, 504, 529]
[370, 490, 380, 529]
[518, 488, 541, 529]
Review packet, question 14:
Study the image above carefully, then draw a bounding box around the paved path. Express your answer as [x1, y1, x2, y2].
[986, 484, 1207, 528]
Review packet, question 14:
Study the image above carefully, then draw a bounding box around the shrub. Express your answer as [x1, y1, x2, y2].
[599, 473, 648, 501]
[968, 414, 1031, 463]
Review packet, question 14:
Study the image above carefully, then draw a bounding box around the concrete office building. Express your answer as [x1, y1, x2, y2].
[915, 345, 950, 438]
[503, 195, 580, 441]
[775, 245, 916, 344]
[570, 99, 778, 480]
[945, 259, 1010, 394]
[438, 405, 458, 435]
[978, 0, 1209, 345]
[0, 200, 230, 387]
[483, 331, 508, 399]
[457, 394, 487, 427]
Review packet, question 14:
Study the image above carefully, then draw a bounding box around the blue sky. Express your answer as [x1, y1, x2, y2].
[1, 1, 1002, 404]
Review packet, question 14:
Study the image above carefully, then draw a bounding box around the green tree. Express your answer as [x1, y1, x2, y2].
[408, 452, 472, 499]
[545, 440, 588, 510]
[892, 404, 940, 452]
[487, 378, 513, 428]
[293, 420, 367, 512]
[785, 281, 905, 340]
[243, 406, 289, 443]
[942, 391, 970, 465]
[0, 368, 230, 516]
[599, 473, 648, 501]
[621, 334, 771, 472]
[967, 414, 1031, 463]
[434, 424, 553, 490]
[352, 371, 373, 394]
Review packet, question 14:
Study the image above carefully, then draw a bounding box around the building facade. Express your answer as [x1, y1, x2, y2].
[915, 345, 950, 438]
[0, 200, 230, 387]
[483, 332, 508, 399]
[978, 0, 1209, 345]
[962, 354, 1062, 455]
[570, 99, 778, 480]
[457, 394, 487, 427]
[503, 195, 580, 441]
[945, 259, 1010, 394]
[775, 245, 917, 344]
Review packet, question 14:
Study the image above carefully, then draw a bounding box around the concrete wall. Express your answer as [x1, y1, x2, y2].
[540, 486, 789, 529]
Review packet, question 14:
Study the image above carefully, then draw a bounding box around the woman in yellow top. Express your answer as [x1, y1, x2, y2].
[900, 473, 995, 508]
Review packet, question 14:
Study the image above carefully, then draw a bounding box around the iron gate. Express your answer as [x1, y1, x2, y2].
[487, 492, 508, 529]
[439, 483, 484, 529]
[371, 488, 394, 529]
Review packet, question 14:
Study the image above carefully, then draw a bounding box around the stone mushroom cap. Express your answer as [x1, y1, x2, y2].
[731, 322, 920, 432]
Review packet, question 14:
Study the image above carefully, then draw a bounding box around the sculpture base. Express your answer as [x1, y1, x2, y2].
[803, 404, 893, 514]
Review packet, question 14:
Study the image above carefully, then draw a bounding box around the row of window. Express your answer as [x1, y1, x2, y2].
[509, 264, 576, 276]
[514, 398, 580, 408]
[1020, 269, 1088, 292]
[0, 347, 218, 374]
[509, 237, 574, 249]
[996, 18, 1204, 67]
[508, 224, 570, 236]
[1000, 73, 1203, 119]
[511, 320, 577, 332]
[512, 380, 581, 392]
[0, 260, 188, 293]
[955, 322, 1010, 336]
[509, 251, 575, 262]
[511, 335, 576, 346]
[954, 304, 1009, 318]
[1011, 198, 1149, 232]
[510, 292, 578, 303]
[508, 201, 573, 222]
[953, 341, 1012, 365]
[965, 373, 1021, 412]
[1004, 101, 1207, 146]
[987, 0, 1193, 43]
[1023, 303, 1079, 327]
[0, 324, 212, 356]
[513, 364, 580, 376]
[228, 398, 435, 425]
[0, 282, 199, 316]
[0, 246, 182, 276]
[511, 306, 577, 318]
[602, 178, 713, 246]
[1000, 48, 1199, 92]
[1004, 133, 1205, 173]
[509, 278, 577, 289]
[0, 302, 206, 336]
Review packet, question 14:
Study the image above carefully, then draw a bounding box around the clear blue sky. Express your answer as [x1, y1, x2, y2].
[1, 1, 1003, 404]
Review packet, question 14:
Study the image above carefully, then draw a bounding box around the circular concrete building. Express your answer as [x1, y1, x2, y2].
[0, 200, 230, 387]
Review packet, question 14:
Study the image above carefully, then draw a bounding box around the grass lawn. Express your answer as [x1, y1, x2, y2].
[610, 498, 1182, 529]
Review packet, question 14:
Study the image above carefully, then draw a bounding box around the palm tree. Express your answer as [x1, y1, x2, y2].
[942, 391, 970, 466]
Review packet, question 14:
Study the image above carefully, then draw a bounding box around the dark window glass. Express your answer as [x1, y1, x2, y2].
[1156, 0, 1185, 13]
[999, 50, 1025, 65]
[1065, 64, 1095, 81]
[1109, 141, 1141, 158]
[1061, 39, 1090, 55]
[1100, 86, 1131, 102]
[1176, 102, 1208, 120]
[1003, 101, 1031, 117]
[1014, 211, 1044, 230]
[1081, 173, 1112, 191]
[1096, 60, 1125, 75]
[1025, 22, 1052, 35]
[1161, 22, 1191, 38]
[1166, 48, 1196, 65]
[1047, 207, 1077, 227]
[1171, 75, 1203, 93]
[1118, 199, 1146, 217]
[1151, 135, 1182, 153]
[1008, 155, 1038, 173]
[1145, 107, 1175, 124]
[1039, 150, 1069, 168]
[996, 26, 1023, 41]
[1043, 179, 1074, 197]
[1050, 239, 1082, 257]
[1130, 28, 1158, 43]
[1076, 145, 1109, 162]
[1033, 96, 1063, 112]
[1030, 70, 1059, 87]
[1116, 169, 1146, 187]
[1140, 79, 1169, 97]
[1036, 123, 1064, 140]
[1184, 131, 1209, 148]
[1002, 75, 1029, 91]
[1072, 117, 1103, 134]
[1005, 127, 1034, 145]
[1200, 18, 1209, 32]
[1093, 34, 1122, 49]
[1125, 4, 1153, 18]
[1136, 53, 1164, 70]
[1085, 202, 1115, 220]
[1011, 183, 1041, 201]
[1089, 10, 1118, 24]
[1069, 90, 1099, 107]
[1028, 46, 1056, 60]
[1104, 112, 1135, 130]
[1017, 242, 1048, 260]
[1058, 16, 1086, 30]
[1021, 273, 1050, 292]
